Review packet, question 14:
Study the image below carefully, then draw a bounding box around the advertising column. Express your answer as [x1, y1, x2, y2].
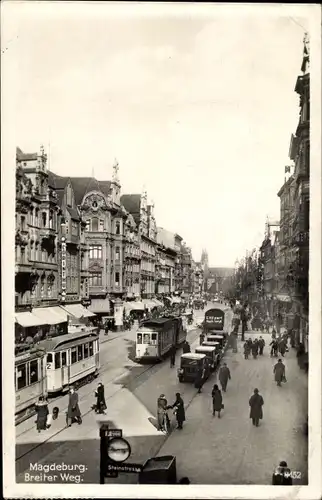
[114, 297, 124, 332]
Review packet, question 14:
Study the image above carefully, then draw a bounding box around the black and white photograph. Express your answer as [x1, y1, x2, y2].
[2, 2, 321, 499]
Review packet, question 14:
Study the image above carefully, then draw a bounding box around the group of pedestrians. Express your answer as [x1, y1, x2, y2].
[157, 393, 186, 432]
[243, 336, 265, 359]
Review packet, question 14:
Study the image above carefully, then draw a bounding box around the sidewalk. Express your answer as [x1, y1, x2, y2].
[157, 331, 308, 485]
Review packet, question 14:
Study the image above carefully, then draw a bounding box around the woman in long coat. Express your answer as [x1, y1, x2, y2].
[95, 382, 106, 414]
[249, 388, 264, 426]
[171, 393, 185, 429]
[273, 359, 286, 386]
[67, 386, 82, 426]
[212, 384, 223, 418]
[35, 396, 49, 432]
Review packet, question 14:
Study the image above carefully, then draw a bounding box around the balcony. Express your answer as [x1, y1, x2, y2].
[15, 262, 32, 274]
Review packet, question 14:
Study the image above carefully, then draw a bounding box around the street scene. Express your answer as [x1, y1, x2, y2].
[3, 3, 317, 494]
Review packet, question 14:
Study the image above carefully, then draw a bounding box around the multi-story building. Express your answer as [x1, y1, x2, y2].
[68, 162, 127, 318]
[192, 262, 204, 295]
[121, 191, 157, 299]
[181, 244, 194, 295]
[287, 35, 310, 341]
[123, 211, 141, 299]
[15, 146, 67, 338]
[155, 243, 177, 295]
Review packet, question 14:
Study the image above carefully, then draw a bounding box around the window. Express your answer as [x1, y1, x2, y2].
[91, 217, 98, 232]
[49, 211, 54, 228]
[72, 221, 78, 236]
[29, 360, 39, 384]
[89, 272, 102, 286]
[89, 245, 102, 259]
[71, 348, 77, 364]
[115, 247, 120, 261]
[55, 353, 61, 369]
[21, 216, 26, 231]
[89, 342, 94, 356]
[42, 212, 47, 227]
[66, 184, 72, 207]
[143, 333, 151, 344]
[115, 272, 120, 286]
[99, 220, 104, 231]
[17, 364, 27, 390]
[84, 343, 89, 358]
[151, 333, 157, 345]
[47, 353, 53, 363]
[35, 209, 39, 226]
[85, 220, 90, 232]
[77, 345, 83, 361]
[61, 351, 67, 366]
[137, 334, 142, 344]
[116, 221, 120, 235]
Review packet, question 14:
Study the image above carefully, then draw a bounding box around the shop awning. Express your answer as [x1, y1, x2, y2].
[15, 311, 46, 327]
[125, 301, 145, 311]
[61, 303, 96, 319]
[32, 306, 68, 325]
[89, 297, 111, 314]
[152, 298, 163, 307]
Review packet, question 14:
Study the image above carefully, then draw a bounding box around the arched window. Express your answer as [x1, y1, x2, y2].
[91, 217, 98, 232]
[115, 221, 120, 235]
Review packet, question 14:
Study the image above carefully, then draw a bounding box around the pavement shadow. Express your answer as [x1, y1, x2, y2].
[124, 338, 137, 363]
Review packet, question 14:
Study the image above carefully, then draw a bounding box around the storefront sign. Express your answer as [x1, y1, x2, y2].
[61, 237, 67, 301]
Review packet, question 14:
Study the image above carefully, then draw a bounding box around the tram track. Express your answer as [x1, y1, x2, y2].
[15, 316, 217, 464]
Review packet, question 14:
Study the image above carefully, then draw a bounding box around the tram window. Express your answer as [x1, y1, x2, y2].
[77, 345, 83, 361]
[55, 353, 61, 369]
[84, 343, 89, 358]
[71, 348, 77, 364]
[89, 342, 94, 356]
[17, 364, 27, 390]
[61, 352, 67, 367]
[151, 333, 157, 345]
[29, 360, 39, 384]
[47, 353, 53, 363]
[137, 334, 142, 344]
[143, 334, 151, 344]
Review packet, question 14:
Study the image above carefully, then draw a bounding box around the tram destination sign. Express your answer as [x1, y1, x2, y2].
[204, 309, 225, 330]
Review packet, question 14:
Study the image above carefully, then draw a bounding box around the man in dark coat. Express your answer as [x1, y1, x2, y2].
[35, 396, 49, 432]
[182, 341, 191, 353]
[272, 461, 293, 485]
[212, 384, 223, 418]
[199, 332, 205, 345]
[270, 339, 278, 357]
[218, 363, 231, 392]
[95, 382, 106, 414]
[274, 359, 286, 386]
[252, 339, 259, 359]
[258, 336, 265, 355]
[249, 388, 264, 426]
[67, 386, 82, 426]
[171, 393, 185, 429]
[244, 341, 250, 360]
[169, 344, 176, 368]
[195, 366, 206, 393]
[296, 342, 306, 369]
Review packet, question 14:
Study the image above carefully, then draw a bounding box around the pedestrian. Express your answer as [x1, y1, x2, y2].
[182, 340, 191, 353]
[104, 321, 109, 336]
[249, 388, 264, 427]
[270, 339, 278, 357]
[169, 344, 176, 368]
[170, 392, 186, 429]
[66, 386, 82, 426]
[272, 461, 293, 485]
[258, 336, 265, 355]
[95, 382, 106, 414]
[212, 384, 223, 418]
[279, 338, 287, 357]
[218, 363, 231, 392]
[244, 340, 250, 360]
[35, 396, 49, 433]
[274, 359, 286, 387]
[195, 365, 206, 393]
[296, 342, 306, 369]
[252, 339, 259, 359]
[157, 394, 170, 432]
[199, 332, 205, 345]
[247, 338, 253, 352]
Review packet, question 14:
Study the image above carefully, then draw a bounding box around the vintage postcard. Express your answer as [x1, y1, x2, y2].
[2, 2, 321, 499]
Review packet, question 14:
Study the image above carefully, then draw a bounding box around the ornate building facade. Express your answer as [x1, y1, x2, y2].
[123, 212, 141, 298]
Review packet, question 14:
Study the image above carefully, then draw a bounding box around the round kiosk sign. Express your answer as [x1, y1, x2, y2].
[107, 437, 131, 463]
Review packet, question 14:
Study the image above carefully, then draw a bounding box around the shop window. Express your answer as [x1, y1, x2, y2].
[91, 217, 98, 232]
[77, 345, 83, 361]
[89, 342, 94, 356]
[61, 351, 67, 366]
[17, 364, 27, 390]
[84, 343, 89, 358]
[71, 348, 77, 364]
[55, 353, 61, 369]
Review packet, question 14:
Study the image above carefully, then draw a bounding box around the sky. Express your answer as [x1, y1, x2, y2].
[3, 3, 312, 267]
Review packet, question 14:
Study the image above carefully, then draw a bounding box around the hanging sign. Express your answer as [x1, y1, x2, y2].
[61, 237, 67, 301]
